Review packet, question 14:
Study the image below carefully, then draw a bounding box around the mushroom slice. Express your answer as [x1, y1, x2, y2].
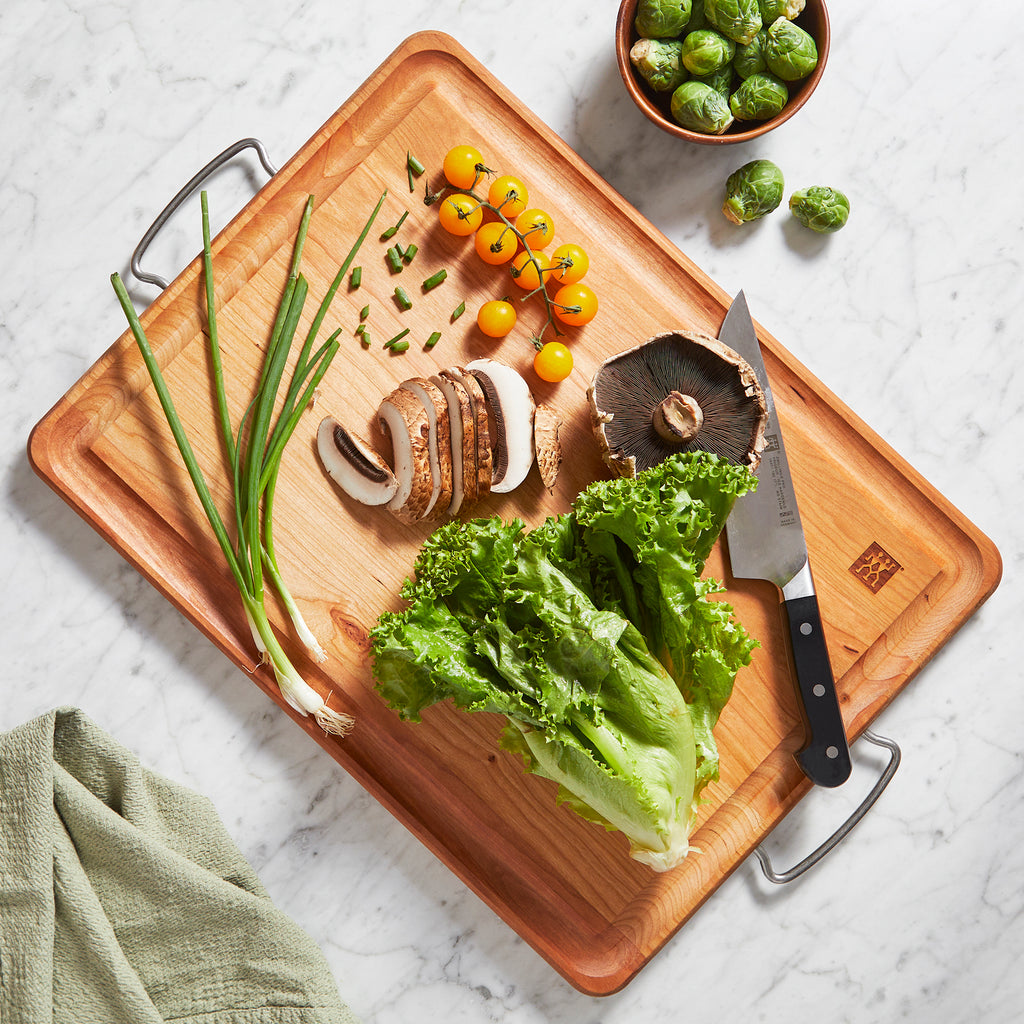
[431, 370, 476, 513]
[399, 377, 453, 521]
[588, 331, 767, 478]
[465, 358, 536, 494]
[533, 404, 563, 491]
[377, 387, 434, 523]
[316, 416, 398, 506]
[445, 365, 492, 499]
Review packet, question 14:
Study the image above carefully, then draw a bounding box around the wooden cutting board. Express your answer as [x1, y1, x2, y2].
[28, 31, 1001, 995]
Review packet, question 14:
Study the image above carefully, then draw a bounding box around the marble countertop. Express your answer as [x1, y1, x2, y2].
[3, 1, 1021, 1020]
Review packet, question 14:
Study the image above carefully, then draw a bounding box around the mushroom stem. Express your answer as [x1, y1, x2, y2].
[653, 391, 704, 443]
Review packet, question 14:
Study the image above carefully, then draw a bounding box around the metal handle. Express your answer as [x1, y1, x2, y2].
[754, 729, 901, 884]
[129, 137, 278, 290]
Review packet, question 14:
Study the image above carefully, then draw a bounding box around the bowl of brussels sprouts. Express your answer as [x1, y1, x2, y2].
[616, 0, 829, 144]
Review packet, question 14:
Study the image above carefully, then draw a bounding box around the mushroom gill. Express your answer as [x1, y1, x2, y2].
[588, 331, 767, 478]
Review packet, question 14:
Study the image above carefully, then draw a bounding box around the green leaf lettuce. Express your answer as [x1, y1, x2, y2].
[370, 452, 758, 871]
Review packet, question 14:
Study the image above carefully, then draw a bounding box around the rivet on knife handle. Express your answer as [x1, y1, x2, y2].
[783, 594, 852, 787]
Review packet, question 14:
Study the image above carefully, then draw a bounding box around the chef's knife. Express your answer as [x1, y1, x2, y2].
[720, 292, 852, 787]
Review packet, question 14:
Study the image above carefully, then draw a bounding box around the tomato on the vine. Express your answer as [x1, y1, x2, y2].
[477, 299, 517, 338]
[553, 282, 598, 326]
[473, 221, 517, 265]
[514, 208, 556, 249]
[438, 193, 483, 236]
[549, 242, 589, 284]
[442, 145, 486, 190]
[487, 175, 530, 218]
[533, 341, 573, 382]
[510, 250, 550, 291]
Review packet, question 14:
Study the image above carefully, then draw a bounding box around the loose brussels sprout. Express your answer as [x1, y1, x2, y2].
[634, 0, 693, 39]
[764, 18, 818, 81]
[758, 0, 805, 23]
[733, 29, 767, 79]
[729, 72, 788, 120]
[704, 0, 762, 45]
[670, 80, 735, 134]
[789, 186, 850, 232]
[680, 29, 736, 76]
[694, 62, 734, 99]
[722, 159, 785, 223]
[630, 38, 689, 92]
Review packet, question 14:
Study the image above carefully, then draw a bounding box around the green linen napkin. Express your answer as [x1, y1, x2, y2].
[0, 707, 359, 1024]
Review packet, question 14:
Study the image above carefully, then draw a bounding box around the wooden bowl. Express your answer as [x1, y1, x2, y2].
[615, 0, 830, 145]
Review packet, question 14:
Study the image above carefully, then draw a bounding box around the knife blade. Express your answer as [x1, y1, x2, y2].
[720, 292, 852, 787]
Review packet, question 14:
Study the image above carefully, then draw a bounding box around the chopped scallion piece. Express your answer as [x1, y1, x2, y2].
[451, 299, 466, 321]
[402, 243, 418, 264]
[407, 151, 425, 191]
[390, 339, 410, 353]
[425, 330, 442, 349]
[386, 246, 403, 273]
[349, 265, 361, 289]
[380, 210, 409, 240]
[394, 286, 412, 311]
[422, 268, 448, 291]
[384, 327, 411, 349]
[360, 304, 370, 320]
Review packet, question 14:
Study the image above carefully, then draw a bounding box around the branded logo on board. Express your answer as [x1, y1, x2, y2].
[849, 544, 903, 594]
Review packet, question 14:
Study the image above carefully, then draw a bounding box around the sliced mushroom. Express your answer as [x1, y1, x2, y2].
[316, 416, 398, 506]
[431, 370, 476, 513]
[399, 377, 453, 521]
[444, 365, 493, 499]
[465, 358, 536, 494]
[533, 404, 563, 491]
[588, 331, 767, 478]
[377, 387, 435, 523]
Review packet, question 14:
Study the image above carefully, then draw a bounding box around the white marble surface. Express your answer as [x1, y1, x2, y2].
[3, 1, 1022, 1020]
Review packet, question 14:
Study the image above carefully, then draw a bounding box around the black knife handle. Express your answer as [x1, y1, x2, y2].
[781, 595, 852, 787]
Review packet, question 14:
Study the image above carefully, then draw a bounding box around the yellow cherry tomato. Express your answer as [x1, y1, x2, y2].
[438, 193, 483, 236]
[550, 242, 589, 284]
[474, 221, 518, 265]
[510, 249, 550, 290]
[515, 208, 555, 249]
[477, 299, 517, 338]
[533, 341, 573, 382]
[442, 145, 486, 190]
[553, 282, 598, 326]
[487, 175, 530, 218]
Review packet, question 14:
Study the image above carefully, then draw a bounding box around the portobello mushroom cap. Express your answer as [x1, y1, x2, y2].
[316, 416, 399, 506]
[588, 330, 767, 477]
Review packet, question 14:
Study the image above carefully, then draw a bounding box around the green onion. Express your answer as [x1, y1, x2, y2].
[402, 243, 418, 264]
[384, 327, 411, 349]
[380, 210, 409, 240]
[349, 265, 361, 289]
[389, 339, 410, 353]
[425, 330, 442, 349]
[394, 286, 412, 311]
[110, 188, 386, 736]
[361, 332, 371, 348]
[407, 151, 425, 191]
[451, 299, 466, 321]
[360, 304, 370, 320]
[386, 246, 403, 273]
[422, 268, 447, 291]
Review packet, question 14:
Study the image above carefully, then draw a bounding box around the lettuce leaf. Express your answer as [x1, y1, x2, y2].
[370, 451, 758, 870]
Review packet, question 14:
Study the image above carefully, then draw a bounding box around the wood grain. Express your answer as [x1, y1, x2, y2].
[28, 31, 1001, 995]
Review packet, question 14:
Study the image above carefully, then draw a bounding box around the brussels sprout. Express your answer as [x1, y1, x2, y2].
[630, 38, 689, 92]
[764, 18, 818, 81]
[733, 30, 767, 79]
[670, 80, 735, 134]
[694, 62, 734, 99]
[704, 0, 762, 45]
[758, 0, 805, 23]
[729, 72, 788, 120]
[635, 0, 693, 39]
[722, 159, 785, 223]
[789, 186, 850, 233]
[680, 29, 736, 76]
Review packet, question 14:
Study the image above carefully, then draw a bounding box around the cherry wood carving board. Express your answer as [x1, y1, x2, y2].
[28, 32, 1001, 995]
